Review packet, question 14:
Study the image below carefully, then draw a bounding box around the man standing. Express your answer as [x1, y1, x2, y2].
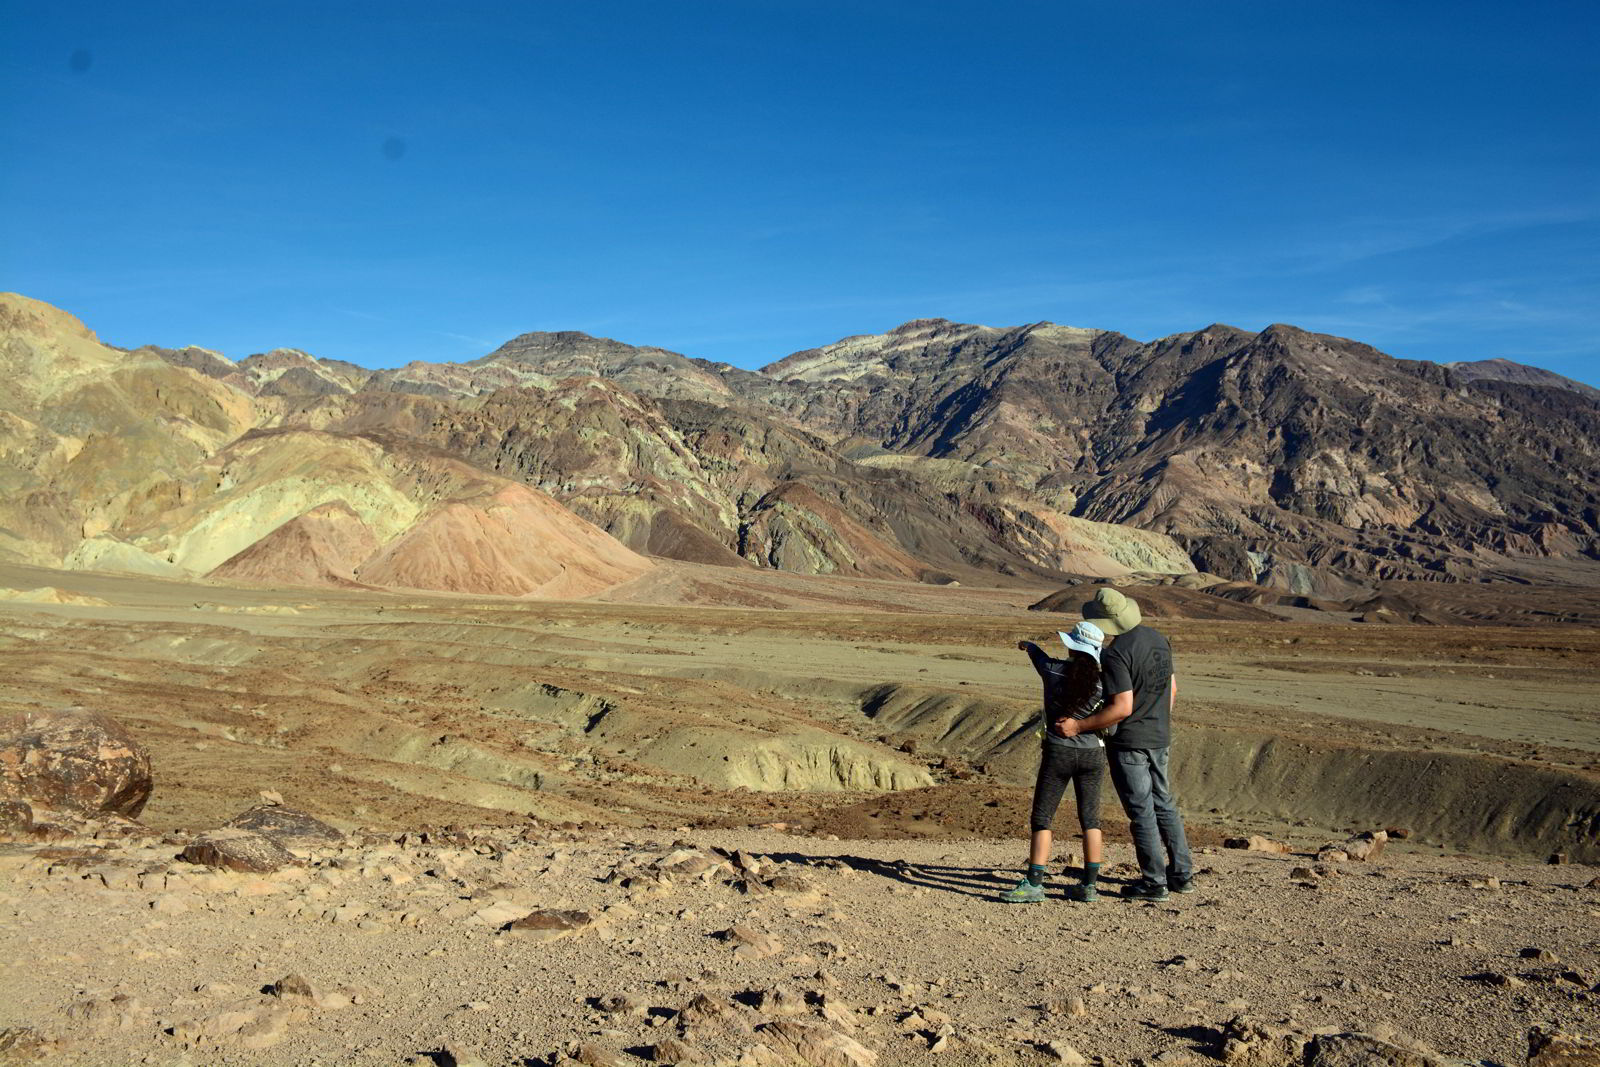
[1056, 587, 1193, 901]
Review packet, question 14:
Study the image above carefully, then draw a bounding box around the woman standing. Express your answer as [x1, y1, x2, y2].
[1000, 620, 1109, 903]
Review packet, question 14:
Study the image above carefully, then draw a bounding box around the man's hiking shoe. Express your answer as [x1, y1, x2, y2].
[1169, 876, 1196, 894]
[1123, 879, 1170, 901]
[1065, 883, 1099, 903]
[1000, 878, 1046, 903]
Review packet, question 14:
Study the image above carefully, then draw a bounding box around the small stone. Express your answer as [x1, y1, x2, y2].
[503, 909, 596, 942]
[572, 1044, 633, 1067]
[719, 925, 782, 960]
[1045, 1041, 1087, 1064]
[269, 973, 351, 1010]
[596, 993, 647, 1016]
[651, 1036, 703, 1063]
[1224, 835, 1291, 854]
[1220, 1015, 1308, 1066]
[1474, 971, 1523, 988]
[757, 986, 807, 1017]
[438, 1044, 489, 1067]
[1341, 831, 1387, 862]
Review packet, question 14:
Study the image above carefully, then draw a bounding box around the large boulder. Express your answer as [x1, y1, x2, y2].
[0, 708, 152, 819]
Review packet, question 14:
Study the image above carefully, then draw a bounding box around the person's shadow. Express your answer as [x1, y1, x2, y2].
[761, 851, 1138, 902]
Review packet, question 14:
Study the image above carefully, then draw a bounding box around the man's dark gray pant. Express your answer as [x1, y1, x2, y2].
[1107, 747, 1192, 886]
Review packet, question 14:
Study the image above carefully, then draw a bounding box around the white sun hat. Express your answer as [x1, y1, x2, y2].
[1058, 619, 1106, 659]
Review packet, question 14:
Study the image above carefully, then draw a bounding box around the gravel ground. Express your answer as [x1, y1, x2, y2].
[2, 823, 1597, 1066]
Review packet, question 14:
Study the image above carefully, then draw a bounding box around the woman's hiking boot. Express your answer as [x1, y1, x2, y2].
[1065, 883, 1099, 903]
[1000, 877, 1046, 903]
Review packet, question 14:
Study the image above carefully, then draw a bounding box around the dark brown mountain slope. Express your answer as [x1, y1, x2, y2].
[754, 319, 1600, 594]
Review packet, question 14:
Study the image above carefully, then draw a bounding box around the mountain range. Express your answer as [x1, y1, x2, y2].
[3, 292, 1597, 599]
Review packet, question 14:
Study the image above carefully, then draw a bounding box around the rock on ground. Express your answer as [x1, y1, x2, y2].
[180, 828, 299, 872]
[221, 804, 345, 850]
[0, 707, 151, 818]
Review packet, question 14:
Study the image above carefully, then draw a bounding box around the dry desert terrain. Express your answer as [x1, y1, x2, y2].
[2, 561, 1598, 1065]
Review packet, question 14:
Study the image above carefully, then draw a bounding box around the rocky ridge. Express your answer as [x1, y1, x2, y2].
[5, 292, 1599, 598]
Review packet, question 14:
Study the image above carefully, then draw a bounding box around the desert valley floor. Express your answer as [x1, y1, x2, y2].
[1, 561, 1597, 1065]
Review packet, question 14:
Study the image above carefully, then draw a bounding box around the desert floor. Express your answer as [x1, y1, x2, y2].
[1, 560, 1597, 1065]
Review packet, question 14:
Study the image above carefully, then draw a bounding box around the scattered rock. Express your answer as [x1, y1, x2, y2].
[755, 1019, 877, 1067]
[171, 1000, 300, 1050]
[0, 707, 152, 818]
[1340, 831, 1388, 862]
[1520, 947, 1560, 962]
[678, 993, 751, 1038]
[1223, 836, 1291, 855]
[503, 909, 597, 942]
[655, 848, 728, 878]
[471, 900, 532, 927]
[1290, 865, 1342, 882]
[180, 828, 299, 873]
[757, 986, 808, 1017]
[437, 1043, 489, 1067]
[650, 1036, 704, 1063]
[1469, 970, 1524, 988]
[66, 993, 148, 1031]
[719, 925, 782, 960]
[0, 1027, 57, 1063]
[1305, 1033, 1442, 1067]
[269, 973, 353, 1011]
[1044, 1041, 1087, 1063]
[1220, 1015, 1308, 1066]
[596, 992, 648, 1017]
[570, 1043, 633, 1067]
[222, 804, 345, 850]
[1528, 1028, 1600, 1067]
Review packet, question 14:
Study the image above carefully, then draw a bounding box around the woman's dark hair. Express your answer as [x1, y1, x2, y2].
[1050, 650, 1104, 719]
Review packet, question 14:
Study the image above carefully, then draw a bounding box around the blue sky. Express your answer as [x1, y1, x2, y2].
[3, 1, 1596, 383]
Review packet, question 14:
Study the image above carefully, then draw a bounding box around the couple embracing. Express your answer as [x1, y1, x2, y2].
[1003, 587, 1193, 904]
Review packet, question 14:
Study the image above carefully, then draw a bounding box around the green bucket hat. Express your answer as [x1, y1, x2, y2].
[1082, 587, 1142, 635]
